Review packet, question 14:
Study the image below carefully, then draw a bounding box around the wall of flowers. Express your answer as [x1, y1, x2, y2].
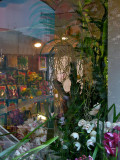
[0, 55, 53, 144]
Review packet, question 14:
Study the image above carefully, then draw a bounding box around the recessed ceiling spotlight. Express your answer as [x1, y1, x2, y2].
[34, 42, 42, 48]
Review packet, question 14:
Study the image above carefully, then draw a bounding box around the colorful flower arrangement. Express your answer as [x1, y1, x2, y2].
[0, 86, 7, 99]
[20, 87, 31, 98]
[7, 71, 16, 84]
[39, 80, 50, 95]
[7, 85, 18, 99]
[27, 71, 42, 84]
[51, 103, 120, 160]
[0, 73, 7, 84]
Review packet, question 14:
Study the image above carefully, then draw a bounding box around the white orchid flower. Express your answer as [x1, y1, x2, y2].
[63, 145, 68, 149]
[89, 110, 99, 116]
[103, 121, 113, 133]
[89, 103, 101, 116]
[87, 139, 94, 150]
[78, 119, 86, 127]
[105, 121, 112, 128]
[74, 142, 81, 151]
[82, 123, 94, 133]
[90, 136, 96, 143]
[104, 128, 108, 133]
[91, 119, 103, 130]
[116, 122, 120, 127]
[90, 130, 97, 137]
[93, 103, 101, 110]
[71, 132, 79, 140]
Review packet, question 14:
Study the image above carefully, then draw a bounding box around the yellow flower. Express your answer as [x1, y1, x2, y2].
[36, 91, 42, 96]
[30, 96, 33, 99]
[22, 88, 27, 91]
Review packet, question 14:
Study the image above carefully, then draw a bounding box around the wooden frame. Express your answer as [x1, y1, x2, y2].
[38, 56, 47, 71]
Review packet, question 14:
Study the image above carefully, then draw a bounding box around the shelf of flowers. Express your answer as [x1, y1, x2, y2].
[0, 69, 51, 131]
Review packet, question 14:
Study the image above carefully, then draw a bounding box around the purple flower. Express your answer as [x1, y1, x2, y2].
[75, 155, 92, 160]
[88, 155, 93, 160]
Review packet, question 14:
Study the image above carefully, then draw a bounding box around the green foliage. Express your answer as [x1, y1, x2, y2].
[18, 57, 28, 68]
[50, 0, 108, 159]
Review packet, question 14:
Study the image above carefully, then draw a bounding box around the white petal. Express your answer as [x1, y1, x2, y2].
[105, 121, 112, 128]
[90, 130, 97, 137]
[91, 137, 96, 143]
[89, 110, 98, 116]
[71, 132, 79, 140]
[78, 119, 86, 127]
[74, 142, 81, 151]
[63, 145, 68, 149]
[87, 139, 94, 150]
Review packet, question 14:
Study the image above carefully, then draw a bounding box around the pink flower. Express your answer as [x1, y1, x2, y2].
[114, 125, 120, 132]
[103, 132, 120, 156]
[88, 155, 93, 160]
[75, 155, 92, 160]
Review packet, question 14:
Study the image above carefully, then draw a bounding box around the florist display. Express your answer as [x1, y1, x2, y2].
[7, 99, 18, 112]
[39, 80, 50, 95]
[19, 85, 27, 98]
[27, 71, 42, 85]
[7, 85, 18, 99]
[20, 86, 31, 98]
[0, 86, 7, 99]
[18, 56, 28, 70]
[0, 114, 6, 126]
[7, 70, 16, 84]
[0, 100, 7, 114]
[0, 73, 6, 84]
[17, 71, 26, 85]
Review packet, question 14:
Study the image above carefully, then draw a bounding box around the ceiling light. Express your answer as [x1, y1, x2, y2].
[34, 42, 42, 48]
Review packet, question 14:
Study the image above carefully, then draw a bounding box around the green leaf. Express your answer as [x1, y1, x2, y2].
[92, 145, 98, 160]
[113, 105, 116, 122]
[114, 112, 120, 122]
[97, 143, 104, 150]
[1, 139, 30, 160]
[103, 104, 114, 119]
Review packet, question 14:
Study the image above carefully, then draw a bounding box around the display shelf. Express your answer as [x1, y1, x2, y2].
[0, 54, 51, 130]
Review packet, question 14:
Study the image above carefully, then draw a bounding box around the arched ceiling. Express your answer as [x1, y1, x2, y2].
[40, 0, 63, 10]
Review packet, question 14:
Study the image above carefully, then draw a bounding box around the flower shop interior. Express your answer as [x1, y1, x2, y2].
[0, 0, 119, 160]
